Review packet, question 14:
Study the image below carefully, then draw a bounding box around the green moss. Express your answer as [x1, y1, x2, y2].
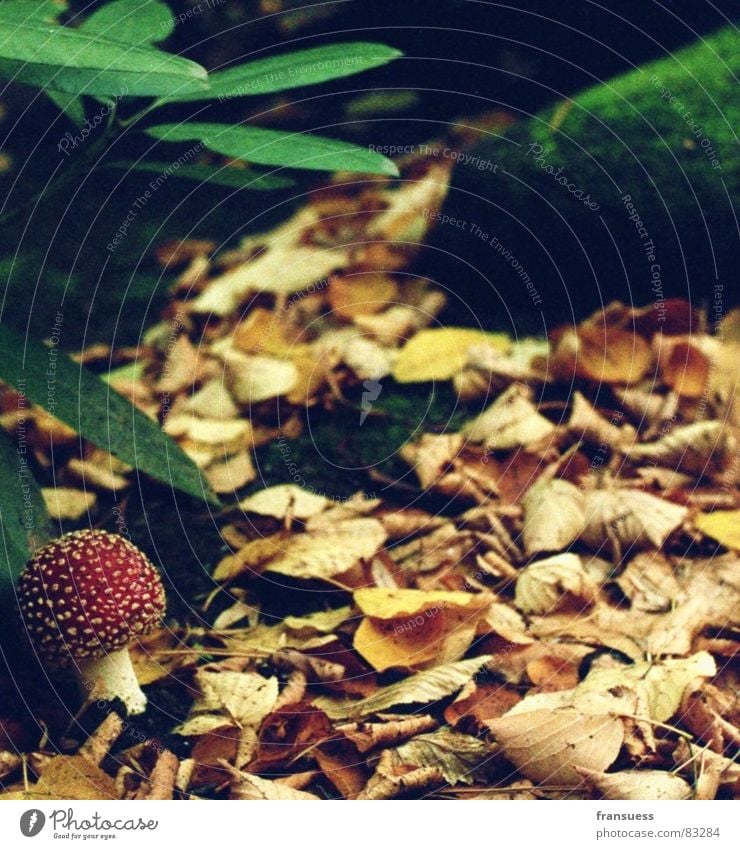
[436, 27, 739, 323]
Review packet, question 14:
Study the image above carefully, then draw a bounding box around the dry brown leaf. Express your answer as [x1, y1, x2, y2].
[581, 488, 687, 555]
[552, 325, 652, 384]
[465, 383, 555, 449]
[229, 771, 320, 800]
[338, 714, 438, 752]
[628, 421, 736, 479]
[2, 756, 118, 800]
[515, 553, 597, 615]
[577, 767, 692, 800]
[488, 698, 626, 786]
[263, 518, 387, 581]
[314, 740, 367, 799]
[444, 680, 522, 731]
[314, 656, 491, 720]
[328, 272, 399, 319]
[522, 478, 586, 555]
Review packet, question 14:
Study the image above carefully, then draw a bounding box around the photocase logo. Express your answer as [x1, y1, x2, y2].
[360, 379, 383, 425]
[20, 810, 46, 837]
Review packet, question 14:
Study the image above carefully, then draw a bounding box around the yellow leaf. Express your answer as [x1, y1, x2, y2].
[695, 510, 740, 550]
[328, 273, 399, 319]
[353, 589, 493, 672]
[2, 756, 118, 800]
[354, 587, 484, 619]
[41, 487, 96, 521]
[392, 328, 509, 383]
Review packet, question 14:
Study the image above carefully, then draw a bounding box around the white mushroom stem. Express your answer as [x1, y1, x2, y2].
[77, 648, 147, 715]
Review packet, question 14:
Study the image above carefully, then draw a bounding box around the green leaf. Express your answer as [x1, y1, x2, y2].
[145, 122, 399, 175]
[168, 42, 402, 102]
[0, 325, 217, 504]
[0, 0, 65, 25]
[0, 429, 50, 600]
[0, 19, 207, 97]
[46, 89, 87, 126]
[106, 159, 295, 190]
[80, 0, 175, 45]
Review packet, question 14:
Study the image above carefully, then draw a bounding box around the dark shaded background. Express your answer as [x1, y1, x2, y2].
[0, 0, 737, 346]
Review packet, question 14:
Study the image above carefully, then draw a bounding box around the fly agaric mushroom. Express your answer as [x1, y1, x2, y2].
[17, 529, 165, 715]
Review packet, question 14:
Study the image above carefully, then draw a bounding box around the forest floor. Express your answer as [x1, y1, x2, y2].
[1, 151, 739, 800]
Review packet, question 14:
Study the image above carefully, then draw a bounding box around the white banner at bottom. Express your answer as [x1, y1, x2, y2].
[0, 799, 736, 849]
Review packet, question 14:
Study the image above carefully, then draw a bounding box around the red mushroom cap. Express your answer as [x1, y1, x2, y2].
[17, 530, 165, 665]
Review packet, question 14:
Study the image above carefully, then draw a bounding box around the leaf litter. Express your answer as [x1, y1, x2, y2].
[0, 151, 738, 801]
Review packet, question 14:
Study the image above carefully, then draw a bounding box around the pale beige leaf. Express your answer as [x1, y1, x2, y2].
[488, 706, 624, 786]
[230, 772, 320, 800]
[581, 489, 687, 552]
[224, 351, 298, 403]
[192, 244, 347, 315]
[176, 669, 278, 735]
[582, 651, 716, 723]
[578, 768, 691, 800]
[264, 518, 387, 580]
[522, 478, 586, 555]
[515, 553, 597, 615]
[41, 487, 96, 521]
[239, 485, 330, 520]
[627, 421, 736, 478]
[464, 384, 555, 449]
[314, 656, 491, 720]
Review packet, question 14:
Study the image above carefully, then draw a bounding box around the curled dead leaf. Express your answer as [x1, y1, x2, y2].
[522, 478, 586, 555]
[515, 553, 597, 615]
[465, 383, 555, 450]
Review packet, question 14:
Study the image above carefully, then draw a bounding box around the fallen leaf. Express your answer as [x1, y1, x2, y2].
[627, 422, 736, 479]
[577, 768, 691, 800]
[488, 698, 625, 786]
[353, 588, 493, 671]
[314, 656, 491, 720]
[392, 328, 509, 383]
[515, 553, 597, 615]
[238, 484, 330, 520]
[694, 510, 740, 550]
[552, 325, 652, 384]
[264, 518, 387, 581]
[2, 756, 117, 800]
[338, 714, 438, 752]
[522, 478, 586, 555]
[465, 383, 555, 449]
[581, 489, 687, 555]
[41, 487, 96, 521]
[229, 771, 320, 800]
[224, 351, 298, 403]
[328, 272, 399, 318]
